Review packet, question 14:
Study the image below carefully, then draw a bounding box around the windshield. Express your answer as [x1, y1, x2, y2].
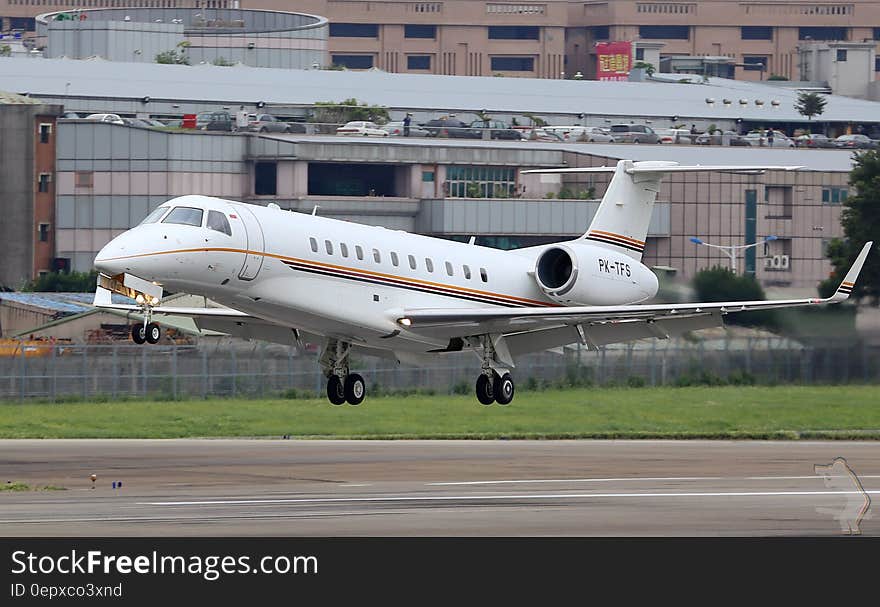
[140, 206, 169, 225]
[162, 206, 204, 227]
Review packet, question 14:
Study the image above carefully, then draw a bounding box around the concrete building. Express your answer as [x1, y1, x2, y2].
[55, 121, 853, 294]
[35, 8, 327, 69]
[0, 91, 63, 289]
[7, 1, 880, 81]
[798, 41, 878, 99]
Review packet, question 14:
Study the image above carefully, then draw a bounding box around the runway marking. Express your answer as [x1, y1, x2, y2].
[427, 475, 880, 486]
[142, 489, 880, 507]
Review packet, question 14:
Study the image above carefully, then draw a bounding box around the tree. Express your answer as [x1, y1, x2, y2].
[155, 49, 189, 65]
[692, 266, 776, 327]
[632, 60, 655, 76]
[820, 150, 880, 303]
[0, 44, 11, 57]
[310, 98, 389, 126]
[795, 91, 827, 121]
[24, 271, 98, 293]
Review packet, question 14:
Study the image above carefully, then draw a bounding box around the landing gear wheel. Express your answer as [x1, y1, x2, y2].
[344, 373, 366, 406]
[327, 375, 346, 405]
[145, 322, 161, 344]
[475, 374, 495, 405]
[131, 324, 146, 345]
[494, 373, 515, 406]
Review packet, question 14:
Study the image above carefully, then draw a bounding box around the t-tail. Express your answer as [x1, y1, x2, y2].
[523, 160, 805, 262]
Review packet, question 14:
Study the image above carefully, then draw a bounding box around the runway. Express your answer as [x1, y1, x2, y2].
[1, 439, 877, 536]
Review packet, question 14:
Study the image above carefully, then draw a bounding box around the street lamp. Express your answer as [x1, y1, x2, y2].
[690, 235, 778, 273]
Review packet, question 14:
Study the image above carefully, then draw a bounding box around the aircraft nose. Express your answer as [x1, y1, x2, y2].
[93, 235, 130, 276]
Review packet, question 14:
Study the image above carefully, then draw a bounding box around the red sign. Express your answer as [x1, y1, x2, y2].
[595, 41, 632, 81]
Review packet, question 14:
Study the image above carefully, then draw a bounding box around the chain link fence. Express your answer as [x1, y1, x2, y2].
[0, 338, 877, 401]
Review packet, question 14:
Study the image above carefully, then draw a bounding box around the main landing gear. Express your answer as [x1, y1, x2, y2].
[321, 339, 366, 406]
[473, 334, 515, 406]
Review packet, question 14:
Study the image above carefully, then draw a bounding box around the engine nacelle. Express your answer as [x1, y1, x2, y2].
[534, 243, 659, 305]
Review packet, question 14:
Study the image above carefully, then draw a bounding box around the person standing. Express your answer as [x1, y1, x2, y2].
[235, 105, 249, 132]
[767, 127, 775, 147]
[403, 113, 412, 137]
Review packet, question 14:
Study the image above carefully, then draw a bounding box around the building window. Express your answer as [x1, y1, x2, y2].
[488, 26, 539, 40]
[331, 55, 374, 69]
[590, 25, 609, 40]
[407, 55, 431, 70]
[638, 25, 689, 40]
[422, 171, 435, 182]
[836, 49, 847, 62]
[822, 187, 848, 204]
[405, 24, 436, 39]
[799, 27, 847, 41]
[741, 26, 772, 40]
[254, 162, 277, 195]
[38, 123, 52, 143]
[742, 56, 768, 71]
[446, 166, 516, 198]
[635, 47, 645, 61]
[37, 173, 51, 193]
[38, 223, 50, 242]
[490, 56, 534, 72]
[75, 171, 93, 188]
[874, 28, 880, 41]
[329, 23, 378, 38]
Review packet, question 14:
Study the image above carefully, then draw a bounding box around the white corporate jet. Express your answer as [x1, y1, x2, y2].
[93, 160, 872, 406]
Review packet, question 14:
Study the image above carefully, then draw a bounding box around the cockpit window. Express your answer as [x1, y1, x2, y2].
[140, 206, 170, 225]
[162, 206, 204, 227]
[207, 210, 232, 236]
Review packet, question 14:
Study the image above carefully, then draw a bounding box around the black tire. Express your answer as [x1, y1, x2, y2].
[633, 138, 641, 144]
[131, 324, 146, 345]
[260, 127, 268, 133]
[475, 374, 495, 405]
[494, 373, 515, 406]
[145, 322, 161, 344]
[344, 373, 366, 406]
[327, 375, 346, 405]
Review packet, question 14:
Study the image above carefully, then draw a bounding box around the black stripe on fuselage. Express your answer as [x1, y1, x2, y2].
[584, 234, 644, 254]
[281, 260, 534, 308]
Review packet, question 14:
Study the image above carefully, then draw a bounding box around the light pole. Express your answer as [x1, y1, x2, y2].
[690, 235, 778, 273]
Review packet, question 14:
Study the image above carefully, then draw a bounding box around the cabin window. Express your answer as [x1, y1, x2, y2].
[425, 258, 434, 272]
[408, 255, 417, 270]
[140, 206, 169, 225]
[340, 243, 349, 257]
[373, 248, 381, 263]
[463, 265, 471, 279]
[162, 206, 204, 227]
[391, 252, 399, 266]
[207, 210, 232, 236]
[309, 237, 318, 252]
[356, 245, 364, 260]
[325, 240, 333, 255]
[480, 267, 488, 282]
[445, 261, 454, 276]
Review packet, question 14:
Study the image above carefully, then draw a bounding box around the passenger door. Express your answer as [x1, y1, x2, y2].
[229, 204, 265, 280]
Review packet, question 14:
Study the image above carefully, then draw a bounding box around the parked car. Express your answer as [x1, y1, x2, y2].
[521, 128, 565, 142]
[694, 131, 750, 146]
[248, 113, 297, 133]
[202, 111, 234, 132]
[655, 128, 693, 145]
[121, 117, 152, 129]
[467, 119, 521, 140]
[794, 133, 835, 148]
[833, 134, 878, 149]
[84, 113, 124, 125]
[741, 130, 795, 147]
[423, 118, 478, 138]
[608, 124, 659, 144]
[335, 121, 388, 137]
[541, 126, 616, 143]
[382, 121, 430, 137]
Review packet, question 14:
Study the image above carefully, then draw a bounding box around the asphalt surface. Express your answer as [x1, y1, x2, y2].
[1, 439, 877, 536]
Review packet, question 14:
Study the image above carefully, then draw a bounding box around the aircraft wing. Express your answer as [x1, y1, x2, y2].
[399, 242, 873, 353]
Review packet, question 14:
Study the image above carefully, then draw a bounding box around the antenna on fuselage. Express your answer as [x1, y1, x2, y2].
[312, 205, 320, 216]
[468, 236, 476, 245]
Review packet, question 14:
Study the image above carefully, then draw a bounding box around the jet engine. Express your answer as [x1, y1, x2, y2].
[533, 243, 658, 305]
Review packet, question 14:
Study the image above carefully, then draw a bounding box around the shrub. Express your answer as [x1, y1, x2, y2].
[692, 266, 777, 328]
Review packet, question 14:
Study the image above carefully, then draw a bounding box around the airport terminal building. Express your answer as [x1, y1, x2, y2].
[54, 120, 851, 293]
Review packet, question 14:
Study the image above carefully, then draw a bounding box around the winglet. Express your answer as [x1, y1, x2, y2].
[829, 241, 873, 302]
